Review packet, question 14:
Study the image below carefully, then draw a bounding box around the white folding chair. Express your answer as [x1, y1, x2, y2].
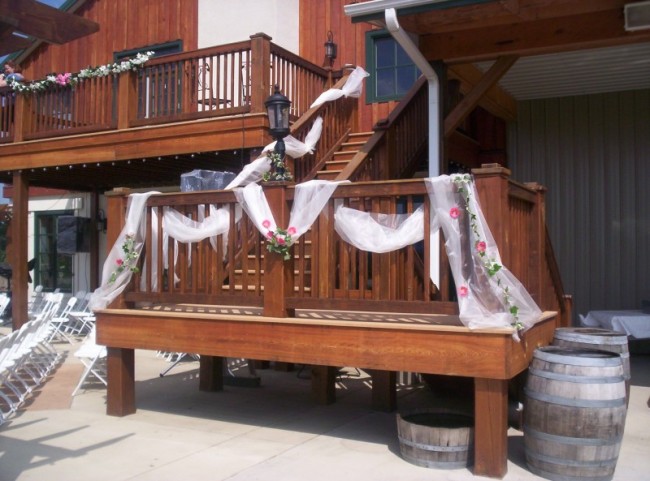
[47, 296, 78, 343]
[71, 327, 107, 396]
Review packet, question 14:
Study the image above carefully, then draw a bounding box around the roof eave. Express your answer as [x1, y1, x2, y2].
[343, 0, 496, 23]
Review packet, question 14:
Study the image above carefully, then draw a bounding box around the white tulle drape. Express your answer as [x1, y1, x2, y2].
[310, 67, 369, 108]
[89, 192, 159, 310]
[334, 206, 425, 253]
[424, 176, 542, 335]
[234, 180, 347, 242]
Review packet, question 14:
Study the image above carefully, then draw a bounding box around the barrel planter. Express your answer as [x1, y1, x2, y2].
[553, 327, 631, 405]
[396, 408, 474, 469]
[524, 346, 627, 481]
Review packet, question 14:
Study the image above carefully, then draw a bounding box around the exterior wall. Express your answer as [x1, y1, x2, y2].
[508, 89, 650, 322]
[18, 0, 199, 78]
[27, 193, 93, 296]
[198, 0, 299, 52]
[299, 0, 397, 132]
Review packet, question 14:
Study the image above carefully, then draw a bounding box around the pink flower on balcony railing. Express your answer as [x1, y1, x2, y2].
[287, 226, 297, 236]
[55, 73, 72, 86]
[476, 241, 487, 254]
[458, 285, 469, 297]
[449, 206, 460, 219]
[262, 219, 271, 229]
[115, 258, 124, 266]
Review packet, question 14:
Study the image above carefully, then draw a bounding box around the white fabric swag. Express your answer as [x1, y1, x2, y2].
[310, 66, 369, 108]
[234, 180, 347, 243]
[89, 191, 159, 310]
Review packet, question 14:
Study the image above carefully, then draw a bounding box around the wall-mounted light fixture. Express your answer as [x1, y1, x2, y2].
[324, 30, 337, 66]
[97, 209, 107, 232]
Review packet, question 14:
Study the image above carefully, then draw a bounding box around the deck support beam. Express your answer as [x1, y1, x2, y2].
[199, 355, 224, 392]
[370, 370, 396, 412]
[106, 347, 135, 416]
[474, 377, 508, 478]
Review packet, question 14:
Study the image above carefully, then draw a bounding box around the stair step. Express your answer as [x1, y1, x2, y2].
[316, 170, 342, 180]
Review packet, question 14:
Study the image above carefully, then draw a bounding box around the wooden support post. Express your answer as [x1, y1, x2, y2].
[106, 347, 136, 417]
[370, 370, 396, 412]
[10, 172, 28, 330]
[105, 188, 131, 309]
[311, 365, 337, 405]
[117, 71, 138, 130]
[262, 182, 295, 318]
[472, 164, 511, 254]
[199, 355, 224, 392]
[474, 377, 508, 478]
[249, 33, 272, 114]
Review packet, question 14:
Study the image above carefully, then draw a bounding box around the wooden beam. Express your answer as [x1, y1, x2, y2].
[0, 0, 99, 45]
[448, 63, 517, 121]
[10, 171, 28, 330]
[420, 10, 650, 63]
[444, 56, 518, 137]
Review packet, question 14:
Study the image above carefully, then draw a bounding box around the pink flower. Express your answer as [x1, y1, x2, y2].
[449, 206, 460, 219]
[476, 241, 486, 253]
[116, 258, 124, 266]
[276, 235, 286, 245]
[266, 231, 273, 238]
[55, 73, 72, 86]
[287, 226, 297, 236]
[262, 219, 271, 229]
[458, 285, 469, 297]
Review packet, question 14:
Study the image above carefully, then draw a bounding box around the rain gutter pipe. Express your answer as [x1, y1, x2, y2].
[384, 8, 440, 177]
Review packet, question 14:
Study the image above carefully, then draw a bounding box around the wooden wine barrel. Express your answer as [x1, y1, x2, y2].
[396, 408, 473, 469]
[524, 346, 627, 481]
[553, 327, 631, 405]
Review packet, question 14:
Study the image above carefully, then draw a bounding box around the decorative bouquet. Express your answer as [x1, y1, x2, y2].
[262, 220, 296, 260]
[109, 234, 140, 283]
[262, 151, 293, 182]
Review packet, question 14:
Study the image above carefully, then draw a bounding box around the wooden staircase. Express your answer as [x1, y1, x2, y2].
[315, 132, 373, 181]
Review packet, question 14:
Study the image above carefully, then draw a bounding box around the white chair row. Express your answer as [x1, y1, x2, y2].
[0, 314, 63, 425]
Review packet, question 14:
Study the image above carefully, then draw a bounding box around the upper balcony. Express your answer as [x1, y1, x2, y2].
[0, 34, 337, 191]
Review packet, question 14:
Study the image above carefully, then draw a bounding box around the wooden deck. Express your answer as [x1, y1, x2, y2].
[95, 304, 557, 478]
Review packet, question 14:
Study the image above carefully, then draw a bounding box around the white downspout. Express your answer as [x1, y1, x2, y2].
[384, 7, 441, 285]
[384, 7, 440, 177]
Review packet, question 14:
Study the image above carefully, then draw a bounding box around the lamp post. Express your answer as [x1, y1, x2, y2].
[264, 85, 292, 180]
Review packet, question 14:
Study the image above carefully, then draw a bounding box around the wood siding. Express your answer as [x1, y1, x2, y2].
[508, 89, 650, 321]
[299, 0, 397, 132]
[18, 0, 198, 80]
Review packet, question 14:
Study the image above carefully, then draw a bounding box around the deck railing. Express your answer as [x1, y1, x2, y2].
[106, 166, 566, 320]
[0, 34, 330, 143]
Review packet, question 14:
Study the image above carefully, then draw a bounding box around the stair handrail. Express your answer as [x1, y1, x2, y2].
[337, 75, 428, 182]
[290, 71, 357, 182]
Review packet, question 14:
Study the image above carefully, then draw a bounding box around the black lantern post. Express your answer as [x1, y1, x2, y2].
[264, 85, 292, 180]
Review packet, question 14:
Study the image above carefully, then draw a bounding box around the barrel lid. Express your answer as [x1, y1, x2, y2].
[534, 346, 623, 366]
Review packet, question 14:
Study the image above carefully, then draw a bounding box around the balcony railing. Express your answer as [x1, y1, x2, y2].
[0, 34, 331, 144]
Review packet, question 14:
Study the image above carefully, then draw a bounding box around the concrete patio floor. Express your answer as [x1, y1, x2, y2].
[1, 340, 649, 481]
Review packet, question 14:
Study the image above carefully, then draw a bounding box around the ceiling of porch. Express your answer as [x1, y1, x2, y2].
[1, 149, 253, 193]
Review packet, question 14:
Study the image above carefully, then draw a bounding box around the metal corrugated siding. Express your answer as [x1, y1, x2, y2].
[479, 43, 650, 101]
[508, 89, 650, 323]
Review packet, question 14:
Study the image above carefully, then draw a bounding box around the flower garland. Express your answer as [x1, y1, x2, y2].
[109, 234, 140, 283]
[262, 220, 295, 260]
[451, 174, 522, 330]
[262, 151, 293, 182]
[9, 51, 155, 94]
